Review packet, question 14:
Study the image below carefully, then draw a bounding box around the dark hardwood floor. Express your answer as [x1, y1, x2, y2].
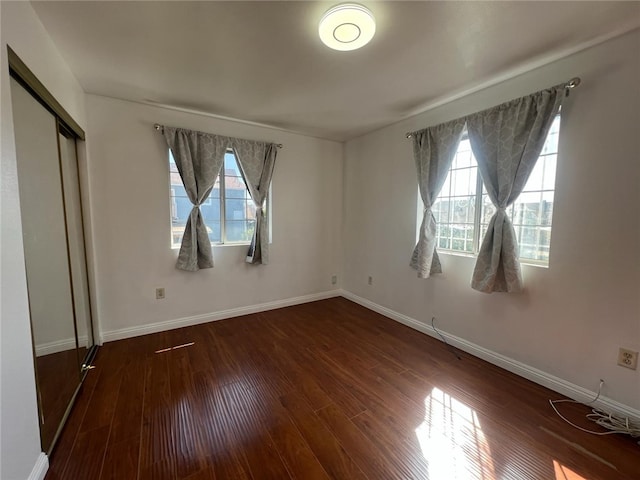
[45, 298, 639, 480]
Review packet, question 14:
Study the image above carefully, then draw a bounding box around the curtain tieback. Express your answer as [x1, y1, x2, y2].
[495, 206, 509, 217]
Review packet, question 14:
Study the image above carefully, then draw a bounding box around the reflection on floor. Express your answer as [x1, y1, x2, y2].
[416, 387, 496, 479]
[36, 347, 82, 450]
[45, 298, 639, 479]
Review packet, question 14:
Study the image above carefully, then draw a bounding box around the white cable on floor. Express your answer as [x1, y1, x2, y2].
[431, 316, 461, 360]
[549, 380, 640, 443]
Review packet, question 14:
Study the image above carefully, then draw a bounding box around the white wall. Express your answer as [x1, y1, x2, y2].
[85, 95, 343, 340]
[343, 29, 640, 411]
[0, 2, 87, 479]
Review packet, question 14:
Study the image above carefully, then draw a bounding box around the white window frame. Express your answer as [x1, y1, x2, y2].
[418, 114, 560, 267]
[169, 149, 269, 248]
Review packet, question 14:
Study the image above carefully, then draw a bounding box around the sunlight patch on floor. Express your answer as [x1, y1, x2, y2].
[155, 342, 195, 354]
[415, 387, 496, 479]
[553, 460, 590, 480]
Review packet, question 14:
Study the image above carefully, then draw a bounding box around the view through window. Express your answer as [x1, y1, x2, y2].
[169, 151, 256, 247]
[429, 114, 560, 265]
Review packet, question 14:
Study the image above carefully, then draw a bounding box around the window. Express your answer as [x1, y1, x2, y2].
[428, 114, 560, 265]
[169, 150, 257, 247]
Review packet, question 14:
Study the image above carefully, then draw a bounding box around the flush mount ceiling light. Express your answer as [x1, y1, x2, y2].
[319, 3, 376, 51]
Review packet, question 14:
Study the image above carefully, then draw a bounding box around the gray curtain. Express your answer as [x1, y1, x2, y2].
[410, 119, 466, 277]
[163, 127, 228, 271]
[467, 84, 564, 293]
[231, 139, 277, 264]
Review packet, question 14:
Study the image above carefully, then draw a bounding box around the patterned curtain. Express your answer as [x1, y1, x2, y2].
[466, 84, 565, 292]
[410, 119, 466, 278]
[230, 139, 277, 264]
[163, 127, 228, 271]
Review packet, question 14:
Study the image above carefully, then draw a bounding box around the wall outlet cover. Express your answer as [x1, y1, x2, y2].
[617, 348, 638, 370]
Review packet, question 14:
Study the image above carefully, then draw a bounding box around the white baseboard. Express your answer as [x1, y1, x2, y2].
[101, 290, 342, 343]
[340, 289, 640, 422]
[28, 453, 48, 480]
[35, 335, 89, 357]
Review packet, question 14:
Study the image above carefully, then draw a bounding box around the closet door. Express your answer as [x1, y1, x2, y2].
[11, 77, 81, 452]
[59, 127, 95, 365]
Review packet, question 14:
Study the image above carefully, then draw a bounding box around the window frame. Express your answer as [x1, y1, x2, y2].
[168, 149, 264, 248]
[420, 114, 560, 267]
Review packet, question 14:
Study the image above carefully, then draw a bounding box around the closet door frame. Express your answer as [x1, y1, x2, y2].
[8, 47, 85, 140]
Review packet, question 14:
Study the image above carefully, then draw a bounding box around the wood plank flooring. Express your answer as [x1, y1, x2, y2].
[45, 298, 639, 480]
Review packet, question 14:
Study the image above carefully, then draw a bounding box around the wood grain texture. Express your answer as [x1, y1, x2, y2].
[35, 348, 82, 451]
[46, 298, 640, 480]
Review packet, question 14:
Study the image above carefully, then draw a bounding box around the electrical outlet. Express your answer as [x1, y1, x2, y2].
[617, 348, 638, 370]
[331, 275, 337, 285]
[368, 276, 373, 285]
[156, 287, 165, 300]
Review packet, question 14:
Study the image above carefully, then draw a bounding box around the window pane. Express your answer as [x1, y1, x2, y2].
[519, 226, 538, 245]
[451, 168, 476, 197]
[451, 197, 475, 223]
[440, 171, 452, 197]
[200, 196, 221, 244]
[430, 202, 440, 223]
[223, 151, 257, 243]
[542, 155, 557, 190]
[224, 152, 242, 176]
[453, 139, 473, 168]
[540, 116, 560, 155]
[512, 192, 542, 225]
[452, 239, 464, 251]
[433, 199, 450, 223]
[449, 225, 473, 252]
[433, 137, 479, 254]
[451, 225, 466, 239]
[524, 160, 544, 192]
[225, 198, 250, 220]
[541, 191, 554, 226]
[169, 151, 179, 173]
[481, 195, 495, 225]
[225, 220, 255, 243]
[437, 224, 450, 248]
[225, 175, 248, 198]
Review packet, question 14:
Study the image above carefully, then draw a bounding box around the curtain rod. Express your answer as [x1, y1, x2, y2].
[154, 124, 283, 149]
[405, 77, 581, 139]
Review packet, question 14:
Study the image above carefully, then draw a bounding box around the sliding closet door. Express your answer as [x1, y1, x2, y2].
[10, 77, 81, 452]
[59, 128, 94, 365]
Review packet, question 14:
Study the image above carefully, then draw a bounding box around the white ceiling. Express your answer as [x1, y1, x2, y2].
[31, 1, 640, 141]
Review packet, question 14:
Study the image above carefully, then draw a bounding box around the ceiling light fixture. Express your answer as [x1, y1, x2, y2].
[319, 3, 376, 51]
